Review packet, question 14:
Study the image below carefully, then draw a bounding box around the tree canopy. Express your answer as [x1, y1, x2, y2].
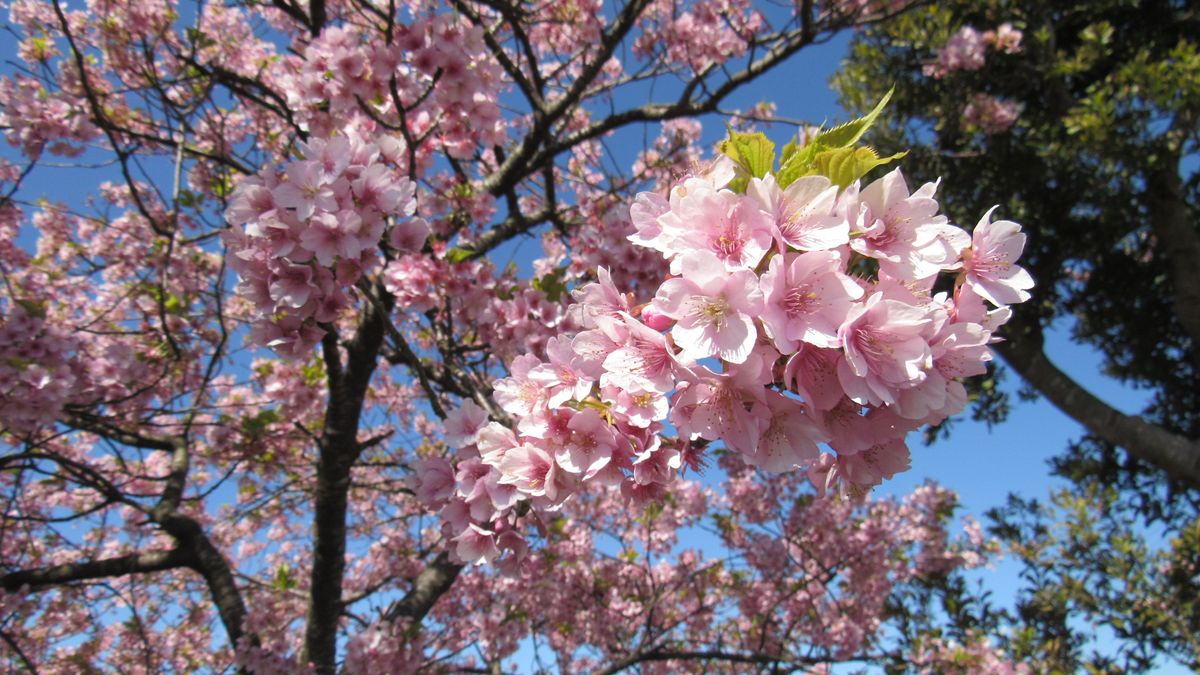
[835, 0, 1200, 669]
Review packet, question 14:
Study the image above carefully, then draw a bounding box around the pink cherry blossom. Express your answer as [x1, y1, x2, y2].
[963, 207, 1034, 305]
[852, 169, 971, 280]
[837, 292, 935, 405]
[653, 250, 764, 364]
[444, 400, 490, 448]
[760, 250, 864, 352]
[749, 174, 849, 252]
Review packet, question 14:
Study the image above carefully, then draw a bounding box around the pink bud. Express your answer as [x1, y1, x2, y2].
[639, 304, 673, 331]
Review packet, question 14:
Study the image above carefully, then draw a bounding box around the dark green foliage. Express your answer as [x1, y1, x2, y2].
[836, 0, 1200, 670]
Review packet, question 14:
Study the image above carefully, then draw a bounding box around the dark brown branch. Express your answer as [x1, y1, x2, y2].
[481, 0, 653, 198]
[51, 0, 168, 236]
[271, 0, 312, 31]
[996, 319, 1200, 489]
[383, 552, 462, 624]
[155, 512, 256, 662]
[460, 13, 822, 261]
[596, 648, 861, 675]
[1, 549, 190, 592]
[303, 283, 389, 673]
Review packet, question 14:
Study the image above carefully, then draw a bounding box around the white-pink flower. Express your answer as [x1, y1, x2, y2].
[743, 391, 825, 473]
[444, 400, 489, 448]
[498, 443, 560, 501]
[658, 183, 772, 271]
[760, 250, 863, 353]
[453, 524, 500, 566]
[963, 207, 1034, 306]
[601, 312, 678, 393]
[853, 169, 970, 280]
[837, 292, 935, 405]
[652, 250, 764, 364]
[557, 408, 620, 479]
[274, 160, 337, 221]
[749, 174, 848, 252]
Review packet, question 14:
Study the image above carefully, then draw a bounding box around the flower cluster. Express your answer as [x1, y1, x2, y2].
[224, 129, 427, 357]
[962, 92, 1021, 135]
[0, 303, 79, 432]
[633, 0, 765, 72]
[923, 23, 1023, 79]
[279, 19, 505, 158]
[424, 129, 1032, 564]
[0, 74, 98, 158]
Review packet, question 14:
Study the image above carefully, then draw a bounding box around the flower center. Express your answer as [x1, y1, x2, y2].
[783, 286, 818, 317]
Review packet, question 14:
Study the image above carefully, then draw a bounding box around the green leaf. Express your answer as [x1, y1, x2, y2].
[443, 247, 474, 263]
[813, 146, 907, 188]
[273, 565, 296, 591]
[779, 137, 804, 167]
[15, 299, 47, 320]
[532, 267, 568, 303]
[163, 293, 186, 315]
[177, 189, 199, 208]
[776, 140, 827, 188]
[719, 129, 776, 181]
[241, 408, 281, 437]
[812, 85, 894, 149]
[211, 172, 233, 199]
[301, 361, 324, 386]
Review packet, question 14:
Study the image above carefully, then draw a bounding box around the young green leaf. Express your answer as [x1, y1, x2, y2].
[813, 146, 907, 188]
[812, 85, 895, 149]
[719, 129, 776, 180]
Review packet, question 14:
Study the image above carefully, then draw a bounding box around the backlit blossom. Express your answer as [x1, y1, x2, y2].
[963, 207, 1034, 305]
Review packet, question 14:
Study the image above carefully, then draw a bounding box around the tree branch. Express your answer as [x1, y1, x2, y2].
[383, 552, 462, 624]
[596, 648, 860, 675]
[303, 283, 389, 673]
[1, 549, 191, 592]
[996, 319, 1200, 489]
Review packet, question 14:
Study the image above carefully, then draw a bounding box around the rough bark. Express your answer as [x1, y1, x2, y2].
[384, 552, 463, 624]
[1, 549, 190, 592]
[302, 292, 387, 674]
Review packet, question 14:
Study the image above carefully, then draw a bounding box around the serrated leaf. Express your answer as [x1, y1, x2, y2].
[444, 247, 474, 263]
[779, 137, 803, 167]
[719, 129, 776, 181]
[813, 146, 907, 188]
[813, 86, 895, 149]
[776, 140, 828, 188]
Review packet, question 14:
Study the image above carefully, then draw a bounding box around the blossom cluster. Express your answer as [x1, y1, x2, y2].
[963, 92, 1022, 135]
[0, 303, 79, 432]
[633, 0, 765, 72]
[0, 74, 98, 158]
[422, 149, 1032, 565]
[224, 129, 427, 357]
[279, 19, 505, 158]
[923, 23, 1023, 79]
